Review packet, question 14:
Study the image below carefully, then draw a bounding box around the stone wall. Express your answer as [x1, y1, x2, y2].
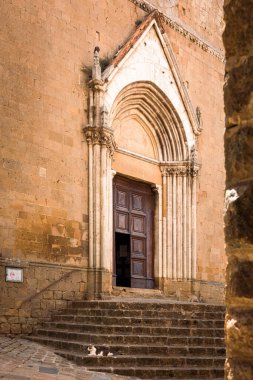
[0, 0, 226, 332]
[0, 259, 88, 334]
[132, 0, 225, 51]
[0, 0, 145, 332]
[223, 0, 253, 378]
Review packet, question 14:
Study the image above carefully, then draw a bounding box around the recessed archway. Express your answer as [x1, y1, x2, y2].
[83, 13, 202, 296]
[110, 81, 188, 162]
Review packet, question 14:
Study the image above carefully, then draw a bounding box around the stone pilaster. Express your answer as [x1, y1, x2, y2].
[159, 162, 200, 282]
[83, 48, 116, 298]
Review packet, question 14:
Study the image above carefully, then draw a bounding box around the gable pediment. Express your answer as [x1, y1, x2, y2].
[102, 12, 202, 149]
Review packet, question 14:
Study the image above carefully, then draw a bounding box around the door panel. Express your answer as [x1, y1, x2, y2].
[117, 189, 129, 209]
[132, 193, 143, 211]
[132, 237, 146, 257]
[116, 211, 129, 232]
[132, 259, 146, 277]
[131, 215, 145, 235]
[113, 175, 154, 289]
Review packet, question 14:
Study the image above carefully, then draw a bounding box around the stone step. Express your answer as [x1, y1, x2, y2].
[50, 314, 224, 328]
[71, 300, 225, 314]
[28, 336, 225, 357]
[55, 308, 225, 319]
[82, 365, 224, 379]
[28, 299, 225, 379]
[54, 350, 225, 368]
[109, 287, 165, 299]
[42, 321, 224, 337]
[32, 329, 225, 347]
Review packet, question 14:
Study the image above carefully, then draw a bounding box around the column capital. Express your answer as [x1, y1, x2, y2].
[160, 162, 201, 177]
[83, 126, 117, 156]
[160, 163, 188, 176]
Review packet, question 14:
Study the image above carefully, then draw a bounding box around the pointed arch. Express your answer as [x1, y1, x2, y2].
[110, 81, 188, 162]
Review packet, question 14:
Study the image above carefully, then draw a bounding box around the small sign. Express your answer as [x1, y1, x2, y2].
[6, 267, 23, 283]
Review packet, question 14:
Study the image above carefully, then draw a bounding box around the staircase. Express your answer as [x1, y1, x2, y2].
[27, 298, 225, 379]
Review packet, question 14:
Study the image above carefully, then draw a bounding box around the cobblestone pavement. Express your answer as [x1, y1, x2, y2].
[0, 336, 137, 380]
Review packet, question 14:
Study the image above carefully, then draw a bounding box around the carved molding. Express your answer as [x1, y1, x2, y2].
[88, 79, 104, 92]
[128, 0, 225, 62]
[84, 126, 117, 156]
[160, 163, 200, 177]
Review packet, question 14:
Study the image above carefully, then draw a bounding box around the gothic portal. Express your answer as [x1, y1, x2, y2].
[84, 12, 201, 295]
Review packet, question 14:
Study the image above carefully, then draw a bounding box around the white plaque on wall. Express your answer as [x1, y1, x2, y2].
[6, 267, 23, 283]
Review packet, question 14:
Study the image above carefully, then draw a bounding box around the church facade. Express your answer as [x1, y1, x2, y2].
[0, 0, 226, 333]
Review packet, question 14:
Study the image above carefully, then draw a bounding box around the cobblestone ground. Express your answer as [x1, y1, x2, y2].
[0, 336, 136, 380]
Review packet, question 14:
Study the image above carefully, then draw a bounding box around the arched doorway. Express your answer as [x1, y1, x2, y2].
[83, 15, 202, 296]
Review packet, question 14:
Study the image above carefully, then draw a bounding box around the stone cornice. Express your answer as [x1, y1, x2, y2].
[128, 0, 225, 62]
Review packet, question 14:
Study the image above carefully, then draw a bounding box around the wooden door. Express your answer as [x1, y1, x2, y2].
[113, 175, 154, 289]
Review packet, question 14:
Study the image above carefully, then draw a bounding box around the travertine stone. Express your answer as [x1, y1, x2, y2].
[0, 0, 226, 331]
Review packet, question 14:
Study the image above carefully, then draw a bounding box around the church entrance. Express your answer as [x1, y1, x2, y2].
[113, 175, 155, 289]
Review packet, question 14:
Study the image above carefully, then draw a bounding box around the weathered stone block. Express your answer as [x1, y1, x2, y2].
[225, 185, 253, 243]
[55, 300, 67, 309]
[10, 323, 21, 334]
[227, 258, 253, 299]
[43, 290, 54, 299]
[226, 310, 253, 358]
[62, 291, 74, 300]
[5, 308, 19, 316]
[21, 324, 33, 334]
[225, 359, 253, 380]
[0, 323, 10, 334]
[53, 291, 63, 299]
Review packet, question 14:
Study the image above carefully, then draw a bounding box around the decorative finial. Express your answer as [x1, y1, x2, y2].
[92, 46, 101, 80]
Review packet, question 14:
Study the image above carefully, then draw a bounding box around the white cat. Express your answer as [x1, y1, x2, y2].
[87, 345, 97, 356]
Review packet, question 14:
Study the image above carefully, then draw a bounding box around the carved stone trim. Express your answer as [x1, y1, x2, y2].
[84, 126, 117, 156]
[160, 163, 200, 177]
[151, 184, 160, 194]
[88, 79, 104, 91]
[128, 0, 225, 62]
[190, 165, 200, 177]
[92, 46, 102, 80]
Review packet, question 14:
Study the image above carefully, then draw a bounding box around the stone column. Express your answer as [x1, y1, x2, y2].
[182, 172, 187, 278]
[191, 167, 197, 279]
[172, 169, 177, 278]
[160, 164, 199, 286]
[152, 184, 163, 284]
[187, 170, 192, 279]
[83, 47, 116, 297]
[177, 174, 183, 278]
[162, 172, 167, 278]
[223, 2, 253, 378]
[166, 175, 173, 278]
[87, 140, 94, 268]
